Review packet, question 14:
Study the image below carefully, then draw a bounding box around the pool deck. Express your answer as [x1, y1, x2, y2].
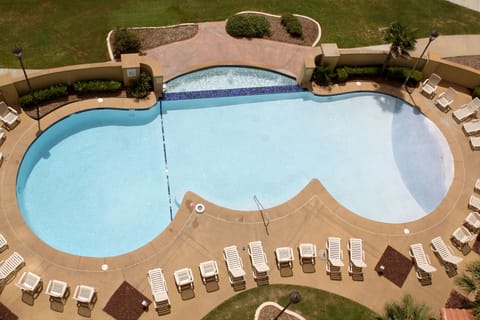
[1, 21, 480, 320]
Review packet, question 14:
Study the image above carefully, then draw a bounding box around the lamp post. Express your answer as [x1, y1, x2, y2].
[12, 44, 40, 132]
[403, 29, 439, 91]
[272, 291, 301, 320]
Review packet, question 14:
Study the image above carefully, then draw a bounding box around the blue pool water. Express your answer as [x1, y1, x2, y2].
[165, 66, 296, 92]
[17, 92, 453, 257]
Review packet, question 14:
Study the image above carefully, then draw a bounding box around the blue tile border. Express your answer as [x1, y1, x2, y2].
[163, 85, 305, 100]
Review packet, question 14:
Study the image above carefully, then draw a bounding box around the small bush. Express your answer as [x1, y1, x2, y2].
[226, 14, 270, 38]
[336, 67, 349, 82]
[113, 27, 141, 59]
[128, 72, 152, 99]
[473, 87, 480, 98]
[343, 66, 381, 77]
[281, 14, 303, 39]
[74, 80, 122, 94]
[19, 83, 69, 108]
[385, 67, 423, 86]
[311, 65, 336, 86]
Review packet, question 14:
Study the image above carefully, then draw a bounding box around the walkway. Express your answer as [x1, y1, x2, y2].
[1, 19, 480, 320]
[146, 21, 312, 81]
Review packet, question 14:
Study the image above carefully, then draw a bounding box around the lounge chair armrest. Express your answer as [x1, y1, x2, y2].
[408, 249, 415, 258]
[422, 79, 428, 86]
[340, 250, 343, 260]
[362, 250, 365, 261]
[429, 243, 438, 253]
[312, 244, 317, 257]
[425, 254, 432, 265]
[437, 92, 445, 99]
[263, 253, 268, 264]
[7, 107, 18, 115]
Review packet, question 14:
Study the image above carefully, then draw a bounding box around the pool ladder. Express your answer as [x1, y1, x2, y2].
[253, 195, 270, 236]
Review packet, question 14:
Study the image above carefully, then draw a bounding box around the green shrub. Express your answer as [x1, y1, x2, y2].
[226, 14, 270, 38]
[473, 87, 480, 98]
[336, 67, 349, 82]
[113, 27, 141, 59]
[311, 65, 336, 86]
[128, 72, 152, 98]
[385, 67, 423, 86]
[74, 80, 122, 93]
[343, 66, 381, 77]
[19, 83, 69, 108]
[281, 14, 303, 39]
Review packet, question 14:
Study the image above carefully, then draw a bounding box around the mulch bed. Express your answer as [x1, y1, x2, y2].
[375, 245, 413, 288]
[257, 305, 300, 320]
[0, 302, 18, 320]
[103, 281, 151, 320]
[445, 289, 472, 309]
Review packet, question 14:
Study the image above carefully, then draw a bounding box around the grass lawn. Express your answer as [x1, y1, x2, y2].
[201, 284, 377, 320]
[1, 0, 480, 69]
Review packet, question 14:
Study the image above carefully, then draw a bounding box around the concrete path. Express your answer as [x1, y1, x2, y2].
[448, 0, 480, 12]
[413, 34, 480, 58]
[145, 21, 312, 81]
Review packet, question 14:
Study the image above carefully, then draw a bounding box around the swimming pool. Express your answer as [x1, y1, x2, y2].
[165, 66, 296, 92]
[17, 91, 453, 257]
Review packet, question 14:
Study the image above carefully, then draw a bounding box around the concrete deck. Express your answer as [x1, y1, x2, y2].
[1, 21, 480, 320]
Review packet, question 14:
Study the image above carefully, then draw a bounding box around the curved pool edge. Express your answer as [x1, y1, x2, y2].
[0, 81, 474, 320]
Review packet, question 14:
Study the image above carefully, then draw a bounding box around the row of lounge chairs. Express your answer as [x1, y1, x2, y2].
[422, 73, 480, 150]
[410, 236, 464, 285]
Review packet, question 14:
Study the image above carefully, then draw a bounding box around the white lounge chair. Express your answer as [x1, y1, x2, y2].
[0, 101, 20, 130]
[451, 226, 477, 254]
[15, 271, 42, 295]
[454, 97, 480, 123]
[475, 178, 480, 193]
[223, 245, 246, 288]
[0, 233, 7, 253]
[326, 237, 344, 268]
[275, 247, 294, 269]
[421, 73, 441, 98]
[348, 238, 367, 269]
[72, 284, 96, 311]
[431, 236, 463, 268]
[435, 87, 456, 112]
[173, 267, 194, 292]
[463, 119, 480, 136]
[469, 194, 480, 211]
[147, 268, 170, 313]
[471, 137, 480, 150]
[45, 279, 69, 304]
[298, 243, 317, 265]
[248, 241, 270, 282]
[409, 243, 437, 283]
[465, 212, 480, 233]
[0, 251, 25, 284]
[199, 260, 219, 284]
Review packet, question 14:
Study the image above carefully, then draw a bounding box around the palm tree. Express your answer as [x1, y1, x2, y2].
[381, 22, 417, 74]
[375, 294, 434, 320]
[455, 260, 480, 318]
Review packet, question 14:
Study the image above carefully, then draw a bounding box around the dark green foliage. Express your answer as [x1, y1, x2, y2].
[226, 14, 270, 38]
[74, 80, 122, 93]
[281, 14, 303, 39]
[381, 22, 417, 73]
[336, 67, 349, 82]
[385, 67, 423, 86]
[473, 87, 480, 98]
[19, 83, 68, 108]
[343, 66, 381, 77]
[113, 27, 141, 59]
[311, 65, 336, 86]
[128, 72, 152, 98]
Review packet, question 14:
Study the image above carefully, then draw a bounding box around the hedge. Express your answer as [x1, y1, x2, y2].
[19, 83, 69, 108]
[226, 14, 270, 38]
[74, 80, 122, 93]
[312, 65, 423, 87]
[473, 87, 480, 98]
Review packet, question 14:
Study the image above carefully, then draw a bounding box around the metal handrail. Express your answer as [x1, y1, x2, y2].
[253, 195, 270, 235]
